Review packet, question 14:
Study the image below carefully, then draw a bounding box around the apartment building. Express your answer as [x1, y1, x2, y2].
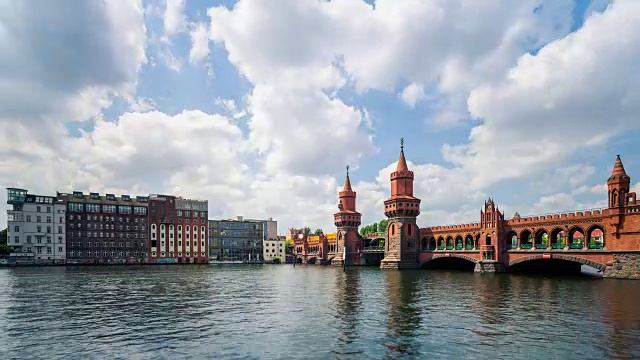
[6, 188, 66, 264]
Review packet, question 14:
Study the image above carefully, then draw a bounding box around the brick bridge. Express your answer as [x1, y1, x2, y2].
[313, 147, 640, 279]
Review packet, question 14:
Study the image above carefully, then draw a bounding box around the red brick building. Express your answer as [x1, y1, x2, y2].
[59, 191, 149, 264]
[333, 167, 362, 266]
[148, 194, 208, 264]
[379, 149, 640, 278]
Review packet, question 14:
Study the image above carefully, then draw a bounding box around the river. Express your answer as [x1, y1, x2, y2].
[0, 265, 638, 359]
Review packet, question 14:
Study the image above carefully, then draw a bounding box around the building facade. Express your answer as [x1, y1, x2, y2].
[263, 238, 286, 263]
[148, 194, 208, 264]
[6, 188, 66, 264]
[293, 231, 338, 264]
[208, 216, 265, 262]
[58, 191, 149, 264]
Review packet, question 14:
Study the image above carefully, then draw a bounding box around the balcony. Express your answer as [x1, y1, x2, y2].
[588, 242, 603, 249]
[551, 243, 565, 249]
[520, 243, 533, 249]
[535, 244, 548, 249]
[569, 243, 583, 249]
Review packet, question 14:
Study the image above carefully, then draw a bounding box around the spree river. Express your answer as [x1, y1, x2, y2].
[0, 266, 638, 360]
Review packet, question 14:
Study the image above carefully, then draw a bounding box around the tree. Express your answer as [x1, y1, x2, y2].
[0, 244, 11, 255]
[0, 228, 6, 245]
[314, 229, 323, 235]
[371, 223, 378, 233]
[304, 227, 311, 234]
[378, 219, 388, 232]
[285, 239, 293, 247]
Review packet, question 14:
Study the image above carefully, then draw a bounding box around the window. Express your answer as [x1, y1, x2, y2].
[119, 206, 132, 214]
[26, 215, 31, 222]
[57, 226, 62, 234]
[59, 217, 63, 223]
[14, 236, 19, 243]
[68, 202, 84, 212]
[86, 204, 100, 213]
[103, 205, 116, 213]
[47, 247, 52, 254]
[14, 225, 19, 232]
[47, 207, 51, 213]
[37, 216, 41, 222]
[58, 247, 62, 253]
[134, 207, 147, 215]
[26, 235, 31, 243]
[36, 206, 41, 212]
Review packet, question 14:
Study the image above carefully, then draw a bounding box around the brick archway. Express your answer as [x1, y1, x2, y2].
[508, 254, 606, 271]
[420, 253, 479, 267]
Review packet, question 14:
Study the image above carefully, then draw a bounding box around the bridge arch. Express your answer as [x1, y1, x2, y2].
[508, 254, 606, 272]
[568, 226, 586, 248]
[420, 254, 478, 271]
[519, 229, 533, 248]
[534, 229, 549, 248]
[455, 235, 463, 249]
[586, 224, 605, 248]
[465, 234, 474, 249]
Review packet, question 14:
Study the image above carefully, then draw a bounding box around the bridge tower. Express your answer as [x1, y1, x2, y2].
[608, 155, 632, 235]
[333, 166, 362, 267]
[380, 139, 421, 270]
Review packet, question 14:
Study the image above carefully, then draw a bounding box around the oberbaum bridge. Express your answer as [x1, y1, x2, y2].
[293, 140, 640, 279]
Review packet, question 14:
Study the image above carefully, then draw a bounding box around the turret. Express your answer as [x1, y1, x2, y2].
[333, 166, 362, 266]
[608, 155, 631, 208]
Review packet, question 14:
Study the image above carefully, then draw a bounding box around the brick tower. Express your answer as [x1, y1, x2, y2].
[380, 139, 421, 270]
[333, 166, 362, 267]
[608, 155, 631, 235]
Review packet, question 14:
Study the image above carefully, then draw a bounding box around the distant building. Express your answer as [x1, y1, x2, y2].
[148, 194, 208, 264]
[208, 216, 277, 262]
[263, 238, 286, 263]
[58, 191, 149, 264]
[6, 188, 66, 264]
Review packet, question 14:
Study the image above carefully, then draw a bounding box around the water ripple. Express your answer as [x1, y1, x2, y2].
[0, 266, 639, 359]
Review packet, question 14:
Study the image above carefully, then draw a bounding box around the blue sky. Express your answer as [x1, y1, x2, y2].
[1, 0, 639, 232]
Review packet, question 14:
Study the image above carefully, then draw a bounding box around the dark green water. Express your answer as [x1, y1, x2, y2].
[0, 265, 638, 359]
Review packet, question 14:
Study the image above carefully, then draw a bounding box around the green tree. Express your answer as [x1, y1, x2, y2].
[0, 243, 11, 255]
[378, 219, 388, 233]
[304, 227, 311, 234]
[0, 228, 7, 245]
[314, 229, 323, 235]
[285, 239, 293, 247]
[371, 223, 378, 233]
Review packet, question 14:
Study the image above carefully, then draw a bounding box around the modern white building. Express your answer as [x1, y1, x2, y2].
[6, 188, 66, 264]
[263, 238, 286, 263]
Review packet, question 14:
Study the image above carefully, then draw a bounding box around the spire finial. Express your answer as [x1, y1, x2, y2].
[617, 154, 621, 160]
[346, 165, 349, 176]
[401, 137, 404, 152]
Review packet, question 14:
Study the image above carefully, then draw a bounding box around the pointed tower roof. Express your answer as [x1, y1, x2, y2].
[343, 165, 353, 192]
[396, 137, 409, 172]
[611, 154, 627, 177]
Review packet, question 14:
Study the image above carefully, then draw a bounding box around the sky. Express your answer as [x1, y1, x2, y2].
[1, 0, 639, 234]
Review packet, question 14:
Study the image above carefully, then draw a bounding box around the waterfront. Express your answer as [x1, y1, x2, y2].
[0, 266, 639, 359]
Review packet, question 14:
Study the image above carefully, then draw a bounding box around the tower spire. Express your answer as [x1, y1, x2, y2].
[343, 165, 353, 192]
[396, 138, 409, 172]
[611, 154, 627, 177]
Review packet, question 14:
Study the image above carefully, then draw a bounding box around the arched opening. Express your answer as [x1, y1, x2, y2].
[455, 235, 463, 250]
[296, 257, 303, 264]
[391, 224, 395, 236]
[421, 257, 476, 271]
[508, 257, 604, 277]
[407, 223, 412, 236]
[421, 237, 428, 250]
[550, 228, 566, 249]
[485, 235, 491, 246]
[520, 230, 533, 249]
[465, 235, 474, 250]
[587, 226, 605, 249]
[534, 229, 549, 249]
[568, 227, 585, 249]
[429, 237, 436, 250]
[437, 237, 445, 250]
[446, 236, 454, 250]
[506, 232, 517, 250]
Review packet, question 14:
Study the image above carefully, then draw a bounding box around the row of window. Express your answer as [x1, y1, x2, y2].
[22, 246, 63, 254]
[68, 202, 147, 215]
[156, 240, 206, 248]
[70, 223, 145, 231]
[70, 251, 147, 257]
[67, 231, 146, 239]
[175, 210, 207, 218]
[152, 252, 207, 257]
[69, 215, 145, 223]
[11, 225, 63, 234]
[67, 241, 146, 248]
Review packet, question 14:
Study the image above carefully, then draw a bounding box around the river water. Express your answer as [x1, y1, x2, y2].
[0, 265, 638, 360]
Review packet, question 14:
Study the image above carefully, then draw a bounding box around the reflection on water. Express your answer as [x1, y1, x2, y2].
[0, 266, 638, 359]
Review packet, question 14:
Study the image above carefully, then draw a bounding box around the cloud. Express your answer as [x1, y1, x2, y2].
[189, 22, 210, 64]
[163, 0, 186, 37]
[460, 0, 640, 190]
[400, 83, 426, 108]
